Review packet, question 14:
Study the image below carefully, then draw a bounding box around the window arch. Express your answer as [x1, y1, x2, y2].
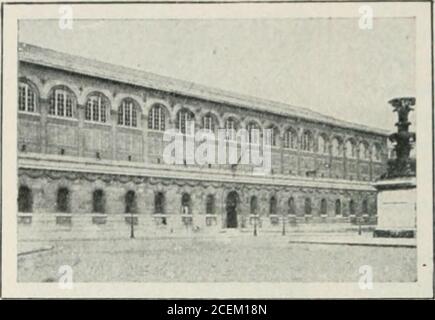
[288, 197, 295, 215]
[181, 193, 192, 214]
[247, 122, 261, 144]
[284, 128, 298, 149]
[320, 199, 328, 215]
[269, 196, 277, 215]
[304, 198, 312, 215]
[125, 190, 137, 214]
[18, 185, 33, 212]
[345, 139, 356, 159]
[206, 194, 215, 214]
[331, 137, 343, 157]
[349, 199, 356, 216]
[176, 109, 195, 134]
[148, 104, 166, 131]
[49, 86, 75, 118]
[57, 187, 70, 213]
[318, 135, 329, 154]
[225, 117, 239, 141]
[155, 192, 165, 214]
[92, 189, 105, 213]
[335, 199, 341, 216]
[118, 99, 138, 127]
[86, 93, 109, 123]
[250, 196, 258, 214]
[301, 130, 313, 152]
[18, 81, 37, 113]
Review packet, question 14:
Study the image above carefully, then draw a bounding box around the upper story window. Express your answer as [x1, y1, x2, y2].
[284, 128, 298, 149]
[345, 139, 356, 159]
[225, 118, 238, 141]
[372, 144, 382, 162]
[202, 113, 216, 132]
[247, 122, 261, 144]
[118, 99, 138, 127]
[359, 142, 369, 160]
[148, 104, 166, 131]
[176, 109, 194, 135]
[301, 130, 313, 152]
[49, 87, 74, 118]
[18, 82, 36, 113]
[86, 93, 108, 123]
[318, 135, 329, 154]
[265, 126, 278, 146]
[331, 137, 343, 157]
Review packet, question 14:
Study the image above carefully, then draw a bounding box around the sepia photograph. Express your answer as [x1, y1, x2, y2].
[0, 1, 433, 299]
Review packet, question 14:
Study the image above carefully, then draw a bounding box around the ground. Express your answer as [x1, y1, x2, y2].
[17, 233, 417, 283]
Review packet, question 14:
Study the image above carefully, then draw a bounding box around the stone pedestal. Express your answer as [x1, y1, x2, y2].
[373, 177, 416, 238]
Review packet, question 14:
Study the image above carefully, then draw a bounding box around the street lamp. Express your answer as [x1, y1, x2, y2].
[130, 210, 135, 239]
[282, 212, 286, 236]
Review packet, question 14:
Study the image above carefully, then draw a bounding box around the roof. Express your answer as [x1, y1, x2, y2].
[18, 42, 389, 136]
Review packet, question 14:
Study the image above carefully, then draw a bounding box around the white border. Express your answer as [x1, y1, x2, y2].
[2, 1, 433, 298]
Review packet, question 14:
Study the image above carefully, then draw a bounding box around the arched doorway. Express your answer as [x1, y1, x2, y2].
[226, 191, 239, 228]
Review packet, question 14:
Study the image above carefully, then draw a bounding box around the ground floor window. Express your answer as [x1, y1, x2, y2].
[335, 199, 341, 216]
[155, 192, 165, 214]
[92, 189, 105, 213]
[304, 198, 312, 215]
[18, 185, 33, 212]
[57, 187, 70, 213]
[320, 199, 327, 215]
[125, 190, 137, 214]
[181, 193, 191, 214]
[269, 196, 277, 215]
[349, 199, 355, 216]
[250, 196, 258, 214]
[362, 199, 368, 214]
[206, 194, 215, 214]
[288, 197, 295, 215]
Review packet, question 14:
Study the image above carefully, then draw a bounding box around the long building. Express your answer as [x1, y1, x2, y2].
[16, 43, 389, 239]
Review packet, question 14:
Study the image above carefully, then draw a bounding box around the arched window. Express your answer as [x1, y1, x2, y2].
[92, 189, 105, 213]
[18, 82, 36, 113]
[265, 126, 278, 146]
[125, 190, 137, 214]
[250, 196, 258, 214]
[57, 187, 70, 213]
[269, 196, 277, 215]
[86, 93, 108, 123]
[18, 185, 33, 212]
[335, 199, 341, 216]
[318, 135, 329, 154]
[176, 109, 194, 135]
[301, 130, 313, 152]
[331, 137, 343, 157]
[49, 86, 74, 118]
[320, 199, 327, 215]
[202, 113, 217, 132]
[148, 104, 166, 131]
[359, 142, 369, 160]
[304, 198, 312, 215]
[345, 140, 356, 159]
[362, 199, 368, 214]
[372, 144, 382, 162]
[349, 199, 356, 216]
[181, 193, 192, 214]
[225, 118, 238, 141]
[284, 128, 298, 149]
[155, 192, 165, 214]
[288, 197, 295, 215]
[118, 99, 138, 127]
[247, 122, 261, 144]
[206, 194, 215, 214]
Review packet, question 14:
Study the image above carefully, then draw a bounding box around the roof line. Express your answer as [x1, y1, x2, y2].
[18, 42, 390, 136]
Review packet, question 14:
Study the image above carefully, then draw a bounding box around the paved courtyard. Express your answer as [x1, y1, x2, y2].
[17, 234, 417, 283]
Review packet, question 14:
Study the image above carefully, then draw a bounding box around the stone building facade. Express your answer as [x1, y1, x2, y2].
[17, 43, 388, 239]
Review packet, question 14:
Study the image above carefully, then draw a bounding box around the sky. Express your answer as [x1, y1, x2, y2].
[18, 18, 416, 131]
